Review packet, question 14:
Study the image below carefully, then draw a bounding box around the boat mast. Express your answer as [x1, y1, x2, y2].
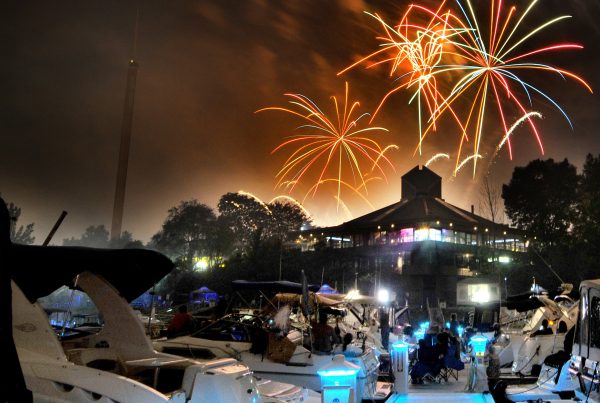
[110, 10, 139, 241]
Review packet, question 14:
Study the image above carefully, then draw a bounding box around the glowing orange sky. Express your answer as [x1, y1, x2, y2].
[3, 0, 599, 243]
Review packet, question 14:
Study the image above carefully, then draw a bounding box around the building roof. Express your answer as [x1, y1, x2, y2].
[322, 195, 509, 234]
[401, 165, 441, 199]
[316, 165, 519, 235]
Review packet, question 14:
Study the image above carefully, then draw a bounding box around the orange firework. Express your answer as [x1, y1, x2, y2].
[256, 82, 396, 205]
[421, 0, 592, 175]
[340, 0, 591, 177]
[339, 1, 470, 154]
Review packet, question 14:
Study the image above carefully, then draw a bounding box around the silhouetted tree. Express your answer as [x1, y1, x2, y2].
[218, 192, 271, 256]
[63, 225, 142, 249]
[268, 200, 311, 280]
[268, 201, 311, 241]
[573, 154, 600, 280]
[150, 200, 218, 271]
[63, 225, 110, 247]
[109, 231, 144, 249]
[502, 158, 577, 245]
[6, 201, 35, 245]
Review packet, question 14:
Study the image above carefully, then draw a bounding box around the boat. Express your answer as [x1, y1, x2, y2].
[154, 280, 393, 401]
[489, 278, 599, 403]
[492, 283, 578, 376]
[10, 245, 318, 403]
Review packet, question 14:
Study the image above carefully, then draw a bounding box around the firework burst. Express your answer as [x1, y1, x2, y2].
[341, 0, 592, 177]
[256, 82, 397, 206]
[424, 0, 592, 175]
[339, 2, 470, 154]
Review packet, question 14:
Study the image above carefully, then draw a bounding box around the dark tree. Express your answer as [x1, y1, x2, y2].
[575, 154, 600, 243]
[0, 198, 33, 401]
[4, 201, 35, 245]
[63, 225, 110, 248]
[572, 154, 600, 280]
[502, 158, 578, 245]
[267, 200, 311, 280]
[217, 192, 271, 256]
[109, 231, 144, 249]
[267, 201, 311, 242]
[150, 200, 218, 271]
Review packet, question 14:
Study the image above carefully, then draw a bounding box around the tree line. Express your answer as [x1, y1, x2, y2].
[5, 153, 600, 300]
[500, 154, 600, 291]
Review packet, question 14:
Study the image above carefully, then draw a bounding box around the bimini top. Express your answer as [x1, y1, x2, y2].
[9, 244, 173, 303]
[506, 285, 580, 312]
[231, 280, 320, 293]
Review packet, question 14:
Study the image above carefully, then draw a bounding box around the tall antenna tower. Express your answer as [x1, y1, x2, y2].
[110, 10, 139, 241]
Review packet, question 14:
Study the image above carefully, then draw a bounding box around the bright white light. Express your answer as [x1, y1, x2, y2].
[499, 256, 510, 264]
[472, 287, 490, 303]
[194, 259, 208, 271]
[378, 289, 390, 304]
[346, 289, 361, 300]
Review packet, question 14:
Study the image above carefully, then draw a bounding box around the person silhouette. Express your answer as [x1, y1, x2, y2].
[167, 305, 193, 337]
[312, 313, 335, 353]
[0, 197, 33, 402]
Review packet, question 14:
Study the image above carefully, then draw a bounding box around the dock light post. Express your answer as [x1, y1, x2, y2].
[391, 341, 409, 394]
[466, 335, 489, 392]
[318, 354, 360, 403]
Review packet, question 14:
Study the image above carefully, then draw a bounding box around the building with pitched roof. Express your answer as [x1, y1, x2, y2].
[299, 166, 528, 308]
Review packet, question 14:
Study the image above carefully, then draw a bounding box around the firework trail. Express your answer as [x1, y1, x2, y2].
[497, 111, 543, 150]
[371, 144, 399, 173]
[235, 191, 273, 215]
[425, 153, 450, 167]
[257, 82, 397, 206]
[454, 153, 482, 175]
[269, 195, 313, 219]
[303, 179, 376, 210]
[334, 196, 354, 220]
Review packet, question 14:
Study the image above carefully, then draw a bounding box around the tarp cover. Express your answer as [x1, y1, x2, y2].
[231, 280, 320, 293]
[9, 244, 173, 303]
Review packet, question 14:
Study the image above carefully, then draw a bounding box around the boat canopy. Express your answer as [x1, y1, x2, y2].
[273, 292, 341, 307]
[506, 285, 579, 312]
[231, 280, 320, 293]
[506, 292, 544, 312]
[10, 245, 173, 303]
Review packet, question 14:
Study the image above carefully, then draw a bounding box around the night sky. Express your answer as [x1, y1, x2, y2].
[4, 0, 600, 244]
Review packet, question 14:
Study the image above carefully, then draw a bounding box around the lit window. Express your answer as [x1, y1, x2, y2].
[400, 228, 414, 242]
[499, 256, 510, 264]
[415, 228, 429, 241]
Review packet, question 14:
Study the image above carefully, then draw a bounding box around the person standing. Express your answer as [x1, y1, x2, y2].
[449, 313, 460, 337]
[379, 307, 390, 351]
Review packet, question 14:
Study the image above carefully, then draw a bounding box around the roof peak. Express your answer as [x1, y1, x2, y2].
[402, 165, 442, 199]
